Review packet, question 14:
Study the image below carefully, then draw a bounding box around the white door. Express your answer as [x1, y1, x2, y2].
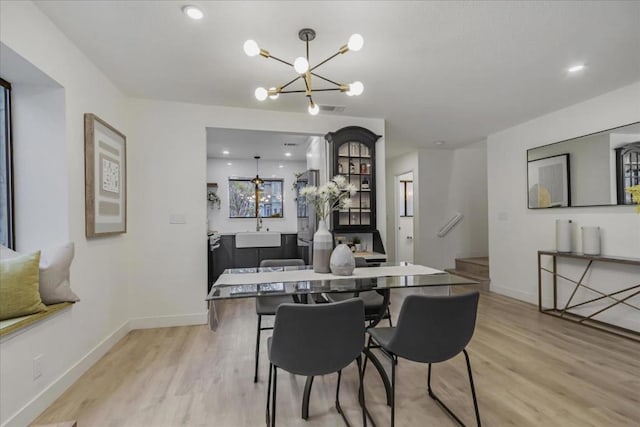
[396, 172, 414, 263]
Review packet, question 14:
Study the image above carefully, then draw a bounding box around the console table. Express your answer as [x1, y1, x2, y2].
[538, 251, 640, 341]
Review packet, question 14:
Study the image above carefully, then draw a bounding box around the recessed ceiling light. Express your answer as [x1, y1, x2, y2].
[284, 152, 292, 157]
[222, 150, 229, 155]
[568, 64, 585, 73]
[227, 162, 232, 166]
[306, 153, 312, 157]
[182, 5, 204, 20]
[278, 164, 284, 168]
[434, 140, 446, 146]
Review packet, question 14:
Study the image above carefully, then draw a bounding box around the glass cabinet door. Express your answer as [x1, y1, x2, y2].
[326, 126, 380, 232]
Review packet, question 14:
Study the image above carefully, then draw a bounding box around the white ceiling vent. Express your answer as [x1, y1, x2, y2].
[283, 143, 299, 147]
[319, 105, 346, 113]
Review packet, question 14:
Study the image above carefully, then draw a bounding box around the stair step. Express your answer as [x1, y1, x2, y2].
[455, 257, 489, 278]
[445, 268, 490, 291]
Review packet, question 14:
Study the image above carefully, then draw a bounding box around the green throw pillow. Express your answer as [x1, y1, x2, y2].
[0, 251, 47, 320]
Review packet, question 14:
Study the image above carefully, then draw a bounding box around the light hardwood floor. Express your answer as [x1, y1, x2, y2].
[33, 289, 640, 426]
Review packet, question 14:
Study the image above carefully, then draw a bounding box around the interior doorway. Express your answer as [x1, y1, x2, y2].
[395, 171, 414, 263]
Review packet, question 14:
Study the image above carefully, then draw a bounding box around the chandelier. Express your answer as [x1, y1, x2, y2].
[243, 28, 364, 115]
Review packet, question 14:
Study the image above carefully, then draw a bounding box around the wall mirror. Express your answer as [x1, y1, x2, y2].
[527, 121, 640, 208]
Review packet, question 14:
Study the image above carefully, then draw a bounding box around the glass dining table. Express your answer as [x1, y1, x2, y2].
[206, 263, 479, 421]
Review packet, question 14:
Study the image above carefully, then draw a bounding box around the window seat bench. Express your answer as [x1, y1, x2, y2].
[0, 302, 74, 338]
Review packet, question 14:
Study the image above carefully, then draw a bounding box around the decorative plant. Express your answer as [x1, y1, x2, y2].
[626, 185, 640, 213]
[352, 236, 361, 244]
[299, 175, 357, 221]
[207, 190, 221, 209]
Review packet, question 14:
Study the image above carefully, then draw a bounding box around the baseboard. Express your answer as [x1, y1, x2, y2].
[1, 320, 131, 427]
[489, 284, 537, 305]
[128, 312, 207, 330]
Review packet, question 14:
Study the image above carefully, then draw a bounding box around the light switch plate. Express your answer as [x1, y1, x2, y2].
[169, 214, 186, 224]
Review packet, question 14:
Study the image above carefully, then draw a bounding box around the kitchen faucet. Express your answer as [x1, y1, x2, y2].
[256, 215, 263, 231]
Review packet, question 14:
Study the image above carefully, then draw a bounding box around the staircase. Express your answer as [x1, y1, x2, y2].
[445, 257, 490, 291]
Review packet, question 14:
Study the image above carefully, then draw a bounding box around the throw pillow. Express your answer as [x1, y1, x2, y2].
[0, 245, 19, 260]
[38, 242, 79, 304]
[0, 251, 47, 320]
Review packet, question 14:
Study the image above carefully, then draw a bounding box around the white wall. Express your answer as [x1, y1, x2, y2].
[0, 2, 129, 426]
[125, 97, 385, 323]
[487, 81, 640, 331]
[206, 158, 305, 233]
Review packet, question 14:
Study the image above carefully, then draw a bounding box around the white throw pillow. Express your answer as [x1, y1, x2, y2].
[0, 245, 19, 260]
[39, 242, 79, 304]
[0, 243, 79, 304]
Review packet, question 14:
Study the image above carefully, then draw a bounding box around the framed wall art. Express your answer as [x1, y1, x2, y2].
[84, 113, 126, 237]
[527, 153, 570, 209]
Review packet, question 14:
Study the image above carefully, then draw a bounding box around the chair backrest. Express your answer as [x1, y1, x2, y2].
[354, 257, 368, 267]
[260, 259, 305, 268]
[270, 299, 365, 376]
[387, 291, 479, 363]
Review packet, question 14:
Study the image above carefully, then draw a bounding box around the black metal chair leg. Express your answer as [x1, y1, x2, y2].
[271, 366, 277, 427]
[335, 370, 352, 426]
[356, 355, 367, 427]
[301, 375, 314, 419]
[426, 361, 468, 426]
[391, 356, 396, 427]
[463, 349, 482, 427]
[254, 315, 262, 383]
[266, 363, 272, 426]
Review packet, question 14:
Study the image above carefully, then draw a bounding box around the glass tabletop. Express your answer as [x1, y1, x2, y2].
[206, 263, 478, 300]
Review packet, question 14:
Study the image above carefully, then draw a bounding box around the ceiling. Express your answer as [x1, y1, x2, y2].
[35, 1, 640, 157]
[206, 127, 314, 160]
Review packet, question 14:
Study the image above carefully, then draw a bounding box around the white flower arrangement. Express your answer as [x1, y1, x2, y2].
[299, 175, 358, 221]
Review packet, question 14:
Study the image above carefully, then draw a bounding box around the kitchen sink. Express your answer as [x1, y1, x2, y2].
[235, 231, 281, 248]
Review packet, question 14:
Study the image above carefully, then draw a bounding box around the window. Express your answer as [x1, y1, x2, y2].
[0, 78, 14, 248]
[229, 178, 284, 218]
[399, 180, 413, 217]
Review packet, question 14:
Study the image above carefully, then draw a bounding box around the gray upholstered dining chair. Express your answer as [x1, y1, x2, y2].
[266, 298, 366, 427]
[326, 257, 393, 327]
[254, 259, 305, 383]
[365, 291, 481, 427]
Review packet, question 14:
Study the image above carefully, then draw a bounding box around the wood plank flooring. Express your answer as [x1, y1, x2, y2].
[32, 289, 640, 426]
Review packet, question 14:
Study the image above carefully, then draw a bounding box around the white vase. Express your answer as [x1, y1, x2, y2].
[556, 219, 572, 252]
[330, 244, 356, 276]
[313, 219, 332, 273]
[582, 226, 601, 255]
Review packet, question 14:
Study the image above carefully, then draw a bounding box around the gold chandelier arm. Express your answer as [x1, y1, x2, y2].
[280, 75, 303, 90]
[280, 88, 344, 94]
[310, 72, 342, 87]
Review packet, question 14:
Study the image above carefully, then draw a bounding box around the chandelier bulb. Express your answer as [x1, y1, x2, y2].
[347, 34, 364, 52]
[255, 87, 268, 101]
[244, 40, 260, 57]
[268, 87, 279, 100]
[294, 57, 310, 74]
[308, 102, 320, 116]
[347, 81, 364, 96]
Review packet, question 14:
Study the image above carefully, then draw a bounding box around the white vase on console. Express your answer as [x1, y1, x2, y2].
[313, 219, 332, 273]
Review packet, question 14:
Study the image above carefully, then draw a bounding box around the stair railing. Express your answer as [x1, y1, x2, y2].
[437, 212, 463, 237]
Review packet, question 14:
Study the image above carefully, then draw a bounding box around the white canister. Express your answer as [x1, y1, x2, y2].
[582, 226, 601, 256]
[556, 219, 572, 252]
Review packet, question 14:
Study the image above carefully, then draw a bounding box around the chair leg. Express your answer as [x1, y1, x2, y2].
[427, 356, 480, 427]
[387, 308, 393, 327]
[254, 315, 262, 383]
[391, 356, 396, 427]
[266, 363, 272, 426]
[356, 355, 367, 427]
[463, 349, 482, 427]
[271, 366, 277, 427]
[335, 370, 345, 420]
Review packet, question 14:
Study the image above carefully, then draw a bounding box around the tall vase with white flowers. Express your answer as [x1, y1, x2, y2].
[300, 175, 357, 272]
